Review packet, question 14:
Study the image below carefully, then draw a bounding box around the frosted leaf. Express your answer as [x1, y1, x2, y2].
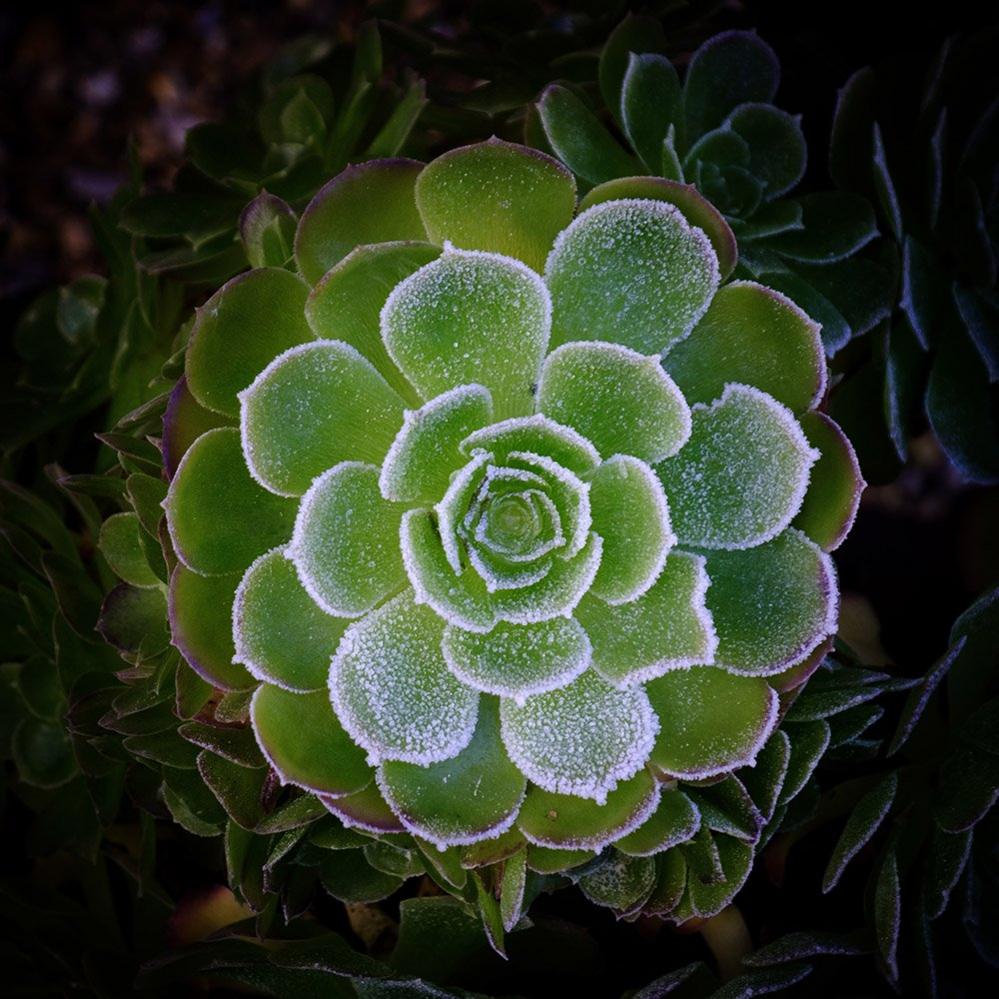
[576, 552, 717, 687]
[379, 384, 494, 503]
[319, 782, 406, 834]
[185, 267, 312, 418]
[414, 137, 577, 273]
[294, 158, 427, 285]
[239, 341, 405, 497]
[491, 532, 602, 625]
[792, 412, 865, 552]
[442, 618, 591, 702]
[381, 246, 551, 419]
[232, 547, 349, 693]
[500, 669, 657, 801]
[538, 342, 691, 463]
[516, 771, 661, 850]
[289, 462, 406, 618]
[544, 198, 720, 355]
[616, 788, 701, 856]
[461, 413, 600, 474]
[646, 666, 779, 780]
[686, 833, 754, 919]
[400, 509, 495, 634]
[164, 428, 296, 576]
[704, 528, 838, 675]
[465, 544, 552, 593]
[377, 697, 526, 849]
[250, 685, 369, 796]
[305, 241, 441, 403]
[329, 589, 479, 764]
[503, 451, 591, 559]
[578, 852, 657, 912]
[656, 383, 819, 550]
[587, 454, 675, 605]
[663, 281, 827, 412]
[435, 450, 493, 573]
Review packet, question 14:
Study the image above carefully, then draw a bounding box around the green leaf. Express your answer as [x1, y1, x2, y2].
[598, 15, 668, 127]
[330, 589, 478, 764]
[703, 530, 837, 674]
[12, 718, 77, 788]
[739, 730, 791, 821]
[538, 341, 690, 463]
[683, 31, 779, 142]
[233, 548, 349, 692]
[744, 929, 870, 965]
[934, 746, 999, 833]
[162, 376, 235, 480]
[822, 772, 898, 892]
[646, 666, 777, 779]
[924, 824, 972, 920]
[586, 455, 674, 604]
[178, 720, 264, 769]
[684, 830, 754, 917]
[546, 198, 719, 355]
[792, 413, 865, 551]
[500, 848, 528, 931]
[363, 77, 427, 158]
[320, 781, 405, 835]
[185, 268, 312, 418]
[500, 669, 657, 802]
[96, 583, 170, 654]
[415, 137, 577, 273]
[874, 849, 900, 983]
[441, 617, 590, 702]
[578, 552, 716, 687]
[319, 849, 404, 903]
[379, 385, 493, 503]
[517, 770, 660, 850]
[239, 192, 297, 269]
[536, 84, 641, 186]
[460, 413, 599, 476]
[780, 720, 830, 805]
[305, 241, 440, 404]
[164, 428, 296, 575]
[170, 563, 254, 691]
[98, 512, 161, 588]
[294, 159, 426, 284]
[664, 281, 826, 413]
[378, 697, 526, 849]
[926, 319, 999, 484]
[579, 852, 656, 912]
[198, 749, 268, 830]
[577, 176, 738, 279]
[621, 53, 682, 172]
[251, 685, 370, 796]
[726, 103, 806, 200]
[382, 246, 551, 420]
[239, 340, 405, 497]
[120, 192, 242, 241]
[769, 193, 878, 263]
[288, 462, 406, 617]
[617, 788, 700, 856]
[657, 386, 818, 550]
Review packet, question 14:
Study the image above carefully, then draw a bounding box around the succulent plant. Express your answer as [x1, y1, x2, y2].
[97, 133, 862, 932]
[532, 21, 892, 359]
[826, 29, 999, 484]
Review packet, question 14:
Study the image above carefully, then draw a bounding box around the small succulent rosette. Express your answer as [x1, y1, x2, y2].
[162, 137, 862, 920]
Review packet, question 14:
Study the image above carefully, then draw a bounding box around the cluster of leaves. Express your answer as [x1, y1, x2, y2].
[529, 17, 894, 361]
[825, 28, 999, 484]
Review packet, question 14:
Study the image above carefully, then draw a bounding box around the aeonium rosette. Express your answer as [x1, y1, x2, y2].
[161, 138, 863, 919]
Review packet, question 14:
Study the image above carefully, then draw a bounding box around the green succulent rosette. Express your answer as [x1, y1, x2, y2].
[153, 136, 860, 920]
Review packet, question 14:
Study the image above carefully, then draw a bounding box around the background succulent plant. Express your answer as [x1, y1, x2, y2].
[532, 20, 894, 361]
